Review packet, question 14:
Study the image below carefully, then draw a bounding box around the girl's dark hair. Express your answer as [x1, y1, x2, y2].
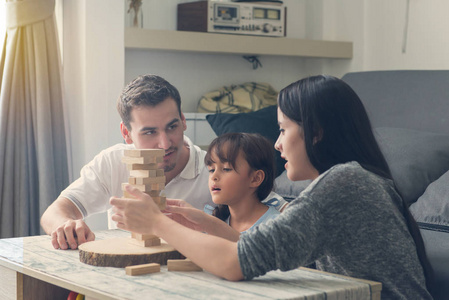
[205, 132, 275, 221]
[278, 75, 434, 294]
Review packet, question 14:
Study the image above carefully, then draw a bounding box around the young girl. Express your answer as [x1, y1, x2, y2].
[110, 75, 433, 300]
[205, 132, 279, 233]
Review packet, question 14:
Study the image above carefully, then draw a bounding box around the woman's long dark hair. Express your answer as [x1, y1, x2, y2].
[278, 75, 433, 294]
[205, 132, 275, 222]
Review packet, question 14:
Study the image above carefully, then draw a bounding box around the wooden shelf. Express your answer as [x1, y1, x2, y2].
[125, 28, 353, 59]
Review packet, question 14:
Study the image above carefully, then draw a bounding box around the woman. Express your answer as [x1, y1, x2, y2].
[110, 75, 433, 299]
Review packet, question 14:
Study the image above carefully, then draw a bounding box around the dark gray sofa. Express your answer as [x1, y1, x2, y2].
[206, 70, 449, 299]
[342, 71, 449, 300]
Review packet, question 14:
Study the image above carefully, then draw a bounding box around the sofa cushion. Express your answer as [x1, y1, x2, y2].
[274, 170, 311, 201]
[409, 170, 449, 232]
[420, 228, 449, 299]
[375, 127, 449, 207]
[206, 105, 286, 177]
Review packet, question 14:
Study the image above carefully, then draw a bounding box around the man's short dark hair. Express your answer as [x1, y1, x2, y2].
[117, 74, 182, 130]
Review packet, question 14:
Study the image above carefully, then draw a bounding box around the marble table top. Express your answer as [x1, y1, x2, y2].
[0, 229, 375, 300]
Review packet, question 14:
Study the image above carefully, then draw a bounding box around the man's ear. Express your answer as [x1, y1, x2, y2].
[250, 170, 265, 188]
[120, 122, 133, 144]
[180, 112, 187, 131]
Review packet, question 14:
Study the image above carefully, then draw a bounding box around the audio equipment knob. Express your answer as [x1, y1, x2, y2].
[263, 23, 273, 33]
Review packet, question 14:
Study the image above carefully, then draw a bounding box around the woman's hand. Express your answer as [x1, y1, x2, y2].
[111, 186, 243, 281]
[109, 184, 163, 234]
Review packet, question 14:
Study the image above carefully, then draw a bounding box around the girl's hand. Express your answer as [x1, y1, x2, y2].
[165, 202, 240, 242]
[165, 198, 194, 208]
[109, 184, 163, 234]
[164, 200, 207, 231]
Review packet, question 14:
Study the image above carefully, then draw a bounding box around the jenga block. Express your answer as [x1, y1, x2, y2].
[129, 169, 164, 178]
[126, 163, 158, 171]
[167, 259, 202, 272]
[148, 190, 162, 197]
[122, 195, 165, 210]
[151, 196, 166, 208]
[125, 263, 160, 276]
[129, 177, 136, 184]
[123, 190, 160, 198]
[122, 183, 165, 192]
[131, 232, 158, 240]
[129, 237, 161, 247]
[124, 149, 165, 158]
[135, 176, 165, 185]
[152, 196, 166, 210]
[122, 156, 163, 165]
[123, 191, 136, 198]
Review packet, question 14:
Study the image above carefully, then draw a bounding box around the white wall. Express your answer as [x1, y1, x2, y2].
[62, 0, 125, 229]
[125, 0, 311, 112]
[62, 0, 124, 178]
[364, 0, 449, 70]
[312, 0, 449, 75]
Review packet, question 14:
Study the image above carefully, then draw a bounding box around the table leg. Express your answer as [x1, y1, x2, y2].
[0, 265, 70, 300]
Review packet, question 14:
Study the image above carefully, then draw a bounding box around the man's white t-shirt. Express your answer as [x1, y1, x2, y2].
[59, 136, 213, 228]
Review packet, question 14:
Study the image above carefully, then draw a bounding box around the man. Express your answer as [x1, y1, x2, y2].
[41, 75, 286, 250]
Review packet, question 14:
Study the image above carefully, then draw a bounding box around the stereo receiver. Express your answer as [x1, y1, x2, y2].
[177, 1, 286, 37]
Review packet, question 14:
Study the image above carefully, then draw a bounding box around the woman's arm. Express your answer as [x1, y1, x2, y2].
[110, 185, 244, 280]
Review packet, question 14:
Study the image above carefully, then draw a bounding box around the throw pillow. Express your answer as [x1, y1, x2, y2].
[206, 105, 286, 177]
[409, 170, 449, 232]
[375, 127, 449, 206]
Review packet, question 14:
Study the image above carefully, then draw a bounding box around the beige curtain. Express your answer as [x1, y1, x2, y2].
[0, 0, 69, 238]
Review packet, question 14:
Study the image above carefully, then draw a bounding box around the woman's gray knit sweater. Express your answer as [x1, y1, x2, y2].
[238, 161, 432, 299]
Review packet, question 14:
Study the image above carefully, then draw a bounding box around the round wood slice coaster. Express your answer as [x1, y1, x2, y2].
[78, 237, 184, 268]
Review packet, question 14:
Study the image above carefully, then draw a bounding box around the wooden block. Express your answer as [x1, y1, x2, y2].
[124, 190, 160, 198]
[128, 177, 136, 184]
[123, 191, 136, 198]
[124, 149, 165, 158]
[129, 237, 161, 247]
[121, 195, 165, 210]
[125, 263, 160, 276]
[122, 183, 165, 192]
[131, 232, 158, 240]
[135, 176, 165, 185]
[153, 196, 166, 210]
[122, 156, 163, 165]
[167, 259, 202, 272]
[129, 169, 164, 178]
[126, 163, 158, 171]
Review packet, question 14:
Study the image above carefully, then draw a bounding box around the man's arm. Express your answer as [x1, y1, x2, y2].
[40, 197, 95, 250]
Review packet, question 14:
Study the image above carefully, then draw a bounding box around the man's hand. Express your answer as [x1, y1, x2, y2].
[41, 197, 95, 250]
[50, 219, 95, 250]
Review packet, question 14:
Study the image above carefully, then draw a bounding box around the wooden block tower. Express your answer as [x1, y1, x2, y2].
[121, 149, 166, 247]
